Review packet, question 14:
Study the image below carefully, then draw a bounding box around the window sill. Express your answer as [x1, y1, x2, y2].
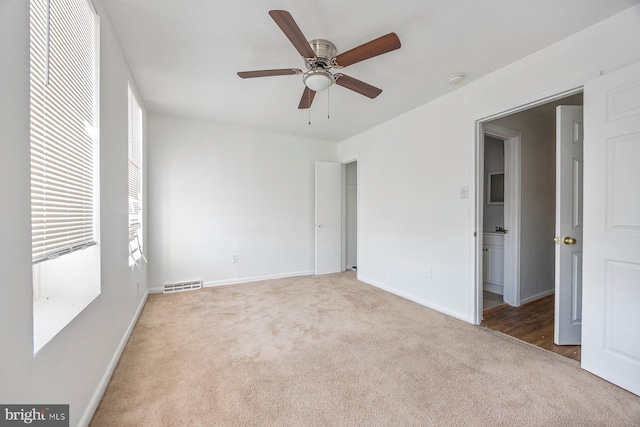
[32, 245, 101, 355]
[33, 288, 100, 354]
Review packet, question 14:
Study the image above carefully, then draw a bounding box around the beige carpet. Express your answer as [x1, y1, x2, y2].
[91, 272, 640, 426]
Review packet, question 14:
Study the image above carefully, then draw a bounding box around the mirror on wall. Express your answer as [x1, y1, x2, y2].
[487, 172, 504, 205]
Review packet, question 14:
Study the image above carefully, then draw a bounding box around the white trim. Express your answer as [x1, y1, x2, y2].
[520, 289, 555, 305]
[475, 123, 522, 324]
[148, 270, 315, 294]
[473, 121, 484, 324]
[483, 283, 504, 295]
[504, 136, 521, 307]
[473, 75, 596, 123]
[359, 276, 468, 322]
[341, 164, 347, 272]
[483, 123, 522, 308]
[78, 291, 149, 427]
[341, 156, 358, 273]
[205, 270, 314, 287]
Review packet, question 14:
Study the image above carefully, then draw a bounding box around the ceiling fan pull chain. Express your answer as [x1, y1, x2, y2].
[327, 88, 330, 120]
[308, 106, 311, 126]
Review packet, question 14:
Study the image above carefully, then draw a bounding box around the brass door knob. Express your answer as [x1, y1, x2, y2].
[563, 236, 577, 245]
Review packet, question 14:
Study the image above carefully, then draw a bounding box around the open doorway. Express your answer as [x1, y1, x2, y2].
[482, 135, 506, 310]
[477, 92, 583, 361]
[343, 160, 358, 272]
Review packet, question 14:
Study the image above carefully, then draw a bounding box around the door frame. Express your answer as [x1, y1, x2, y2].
[341, 157, 359, 273]
[483, 123, 521, 308]
[473, 85, 585, 325]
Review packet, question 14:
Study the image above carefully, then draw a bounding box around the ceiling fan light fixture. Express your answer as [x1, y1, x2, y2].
[303, 70, 334, 91]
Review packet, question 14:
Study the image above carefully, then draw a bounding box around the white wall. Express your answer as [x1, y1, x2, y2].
[147, 115, 337, 290]
[0, 1, 148, 425]
[2, 3, 638, 421]
[338, 5, 640, 322]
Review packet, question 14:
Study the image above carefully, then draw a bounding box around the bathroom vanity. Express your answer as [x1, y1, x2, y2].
[483, 232, 504, 295]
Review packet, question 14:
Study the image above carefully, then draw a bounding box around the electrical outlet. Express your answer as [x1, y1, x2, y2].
[232, 254, 239, 263]
[426, 267, 432, 278]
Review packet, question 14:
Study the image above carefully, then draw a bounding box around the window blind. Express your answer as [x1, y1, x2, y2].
[128, 83, 143, 244]
[30, 0, 98, 263]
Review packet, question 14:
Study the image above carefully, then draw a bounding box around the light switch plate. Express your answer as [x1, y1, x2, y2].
[460, 185, 469, 199]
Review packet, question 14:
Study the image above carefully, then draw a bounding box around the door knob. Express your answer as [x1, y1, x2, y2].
[563, 236, 577, 245]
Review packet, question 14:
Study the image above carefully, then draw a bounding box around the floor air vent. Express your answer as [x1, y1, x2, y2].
[163, 280, 202, 294]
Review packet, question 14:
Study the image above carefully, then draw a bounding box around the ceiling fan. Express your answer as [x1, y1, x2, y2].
[237, 10, 401, 109]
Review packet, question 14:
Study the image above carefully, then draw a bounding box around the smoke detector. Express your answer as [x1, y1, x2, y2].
[448, 73, 465, 85]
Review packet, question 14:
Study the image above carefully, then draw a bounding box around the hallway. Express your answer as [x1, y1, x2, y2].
[481, 295, 581, 362]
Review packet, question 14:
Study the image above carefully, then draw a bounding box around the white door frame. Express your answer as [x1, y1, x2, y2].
[483, 123, 521, 308]
[341, 157, 359, 273]
[473, 86, 585, 325]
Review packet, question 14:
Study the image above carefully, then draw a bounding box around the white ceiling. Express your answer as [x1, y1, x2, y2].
[100, 0, 640, 142]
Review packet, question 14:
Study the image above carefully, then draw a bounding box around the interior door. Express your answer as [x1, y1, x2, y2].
[554, 105, 584, 345]
[582, 61, 640, 395]
[315, 161, 342, 275]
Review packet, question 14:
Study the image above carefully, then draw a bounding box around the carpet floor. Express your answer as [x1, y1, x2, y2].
[91, 272, 640, 426]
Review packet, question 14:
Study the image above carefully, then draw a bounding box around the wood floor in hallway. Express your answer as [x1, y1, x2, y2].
[481, 294, 581, 362]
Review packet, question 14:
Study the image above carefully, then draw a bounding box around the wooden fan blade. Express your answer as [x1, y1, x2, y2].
[333, 33, 401, 68]
[269, 10, 316, 59]
[237, 69, 301, 78]
[298, 87, 316, 109]
[335, 74, 382, 99]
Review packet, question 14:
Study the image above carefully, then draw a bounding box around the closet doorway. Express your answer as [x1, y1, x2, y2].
[343, 160, 358, 272]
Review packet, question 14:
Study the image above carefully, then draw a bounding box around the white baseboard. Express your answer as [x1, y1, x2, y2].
[204, 270, 314, 288]
[520, 288, 554, 305]
[79, 291, 149, 427]
[357, 275, 469, 323]
[483, 282, 504, 295]
[148, 270, 315, 294]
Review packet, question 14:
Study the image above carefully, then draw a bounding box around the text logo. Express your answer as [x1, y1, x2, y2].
[0, 405, 68, 426]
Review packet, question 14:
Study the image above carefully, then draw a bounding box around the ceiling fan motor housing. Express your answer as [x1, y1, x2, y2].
[307, 39, 337, 69]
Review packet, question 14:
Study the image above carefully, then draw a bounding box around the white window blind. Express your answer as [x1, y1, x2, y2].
[30, 0, 98, 264]
[128, 83, 143, 245]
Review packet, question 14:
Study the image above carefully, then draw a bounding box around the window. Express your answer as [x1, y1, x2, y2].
[30, 0, 98, 263]
[128, 83, 144, 265]
[30, 0, 100, 353]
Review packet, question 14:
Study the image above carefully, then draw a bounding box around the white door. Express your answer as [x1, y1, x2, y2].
[582, 61, 640, 395]
[315, 161, 342, 275]
[554, 106, 584, 345]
